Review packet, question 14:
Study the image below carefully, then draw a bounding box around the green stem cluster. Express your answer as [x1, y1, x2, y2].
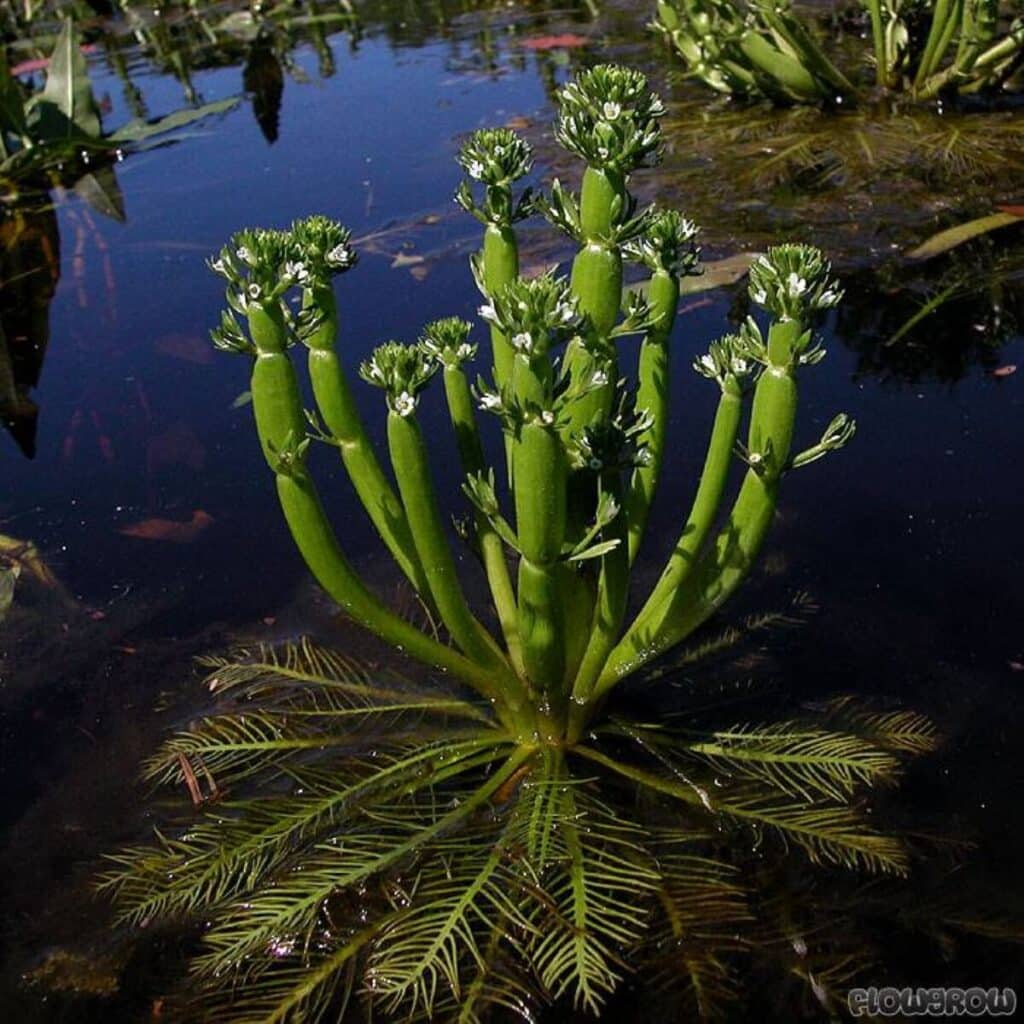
[208, 66, 852, 747]
[656, 0, 1023, 106]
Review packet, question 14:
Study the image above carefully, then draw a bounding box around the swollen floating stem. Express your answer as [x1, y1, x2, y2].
[423, 318, 524, 678]
[384, 399, 515, 686]
[216, 278, 508, 706]
[618, 360, 747, 669]
[300, 281, 430, 598]
[596, 245, 847, 701]
[622, 210, 701, 565]
[515, 419, 568, 691]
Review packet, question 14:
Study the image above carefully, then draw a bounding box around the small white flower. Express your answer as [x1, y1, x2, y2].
[752, 288, 768, 305]
[786, 273, 807, 299]
[478, 302, 498, 323]
[556, 301, 577, 323]
[731, 357, 749, 375]
[756, 255, 773, 269]
[478, 393, 502, 411]
[602, 101, 622, 120]
[467, 160, 485, 180]
[247, 283, 262, 300]
[818, 288, 839, 307]
[748, 451, 763, 466]
[367, 359, 383, 381]
[457, 343, 473, 360]
[394, 391, 416, 417]
[591, 369, 609, 387]
[237, 246, 253, 263]
[326, 244, 353, 267]
[210, 258, 226, 275]
[700, 353, 716, 373]
[285, 261, 309, 284]
[597, 146, 610, 160]
[512, 331, 533, 352]
[540, 410, 556, 426]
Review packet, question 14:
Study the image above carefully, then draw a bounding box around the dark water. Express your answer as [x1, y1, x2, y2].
[2, 1, 1023, 1019]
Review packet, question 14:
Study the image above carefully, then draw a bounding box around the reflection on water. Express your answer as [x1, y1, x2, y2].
[1, 0, 1022, 1020]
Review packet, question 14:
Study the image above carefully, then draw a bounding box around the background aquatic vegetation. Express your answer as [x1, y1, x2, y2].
[655, 0, 1024, 105]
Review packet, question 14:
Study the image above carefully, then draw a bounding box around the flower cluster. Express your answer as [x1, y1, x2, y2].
[478, 272, 582, 360]
[358, 342, 439, 417]
[454, 129, 536, 226]
[208, 227, 302, 312]
[747, 244, 842, 323]
[420, 317, 478, 369]
[623, 208, 701, 277]
[567, 402, 653, 473]
[555, 65, 665, 174]
[456, 128, 533, 187]
[693, 333, 759, 389]
[288, 215, 357, 285]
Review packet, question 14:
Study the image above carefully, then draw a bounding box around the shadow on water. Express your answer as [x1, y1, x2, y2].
[1, 0, 1023, 1019]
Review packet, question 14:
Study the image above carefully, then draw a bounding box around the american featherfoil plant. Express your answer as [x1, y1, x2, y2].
[101, 65, 939, 1021]
[655, 0, 1024, 104]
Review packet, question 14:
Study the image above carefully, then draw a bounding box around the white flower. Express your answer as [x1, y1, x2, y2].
[326, 244, 353, 267]
[540, 410, 556, 426]
[247, 283, 262, 300]
[818, 287, 840, 307]
[366, 359, 383, 381]
[511, 331, 533, 352]
[478, 392, 502, 411]
[731, 357, 749, 375]
[597, 146, 610, 160]
[285, 261, 309, 284]
[591, 369, 609, 387]
[748, 451, 763, 466]
[752, 288, 767, 305]
[478, 302, 497, 323]
[786, 273, 808, 298]
[210, 258, 226, 275]
[602, 101, 622, 120]
[556, 301, 577, 323]
[457, 343, 474, 360]
[237, 246, 253, 263]
[394, 391, 416, 417]
[467, 160, 485, 180]
[699, 353, 716, 373]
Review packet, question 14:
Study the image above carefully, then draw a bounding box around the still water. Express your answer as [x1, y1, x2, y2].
[2, 1, 1023, 1019]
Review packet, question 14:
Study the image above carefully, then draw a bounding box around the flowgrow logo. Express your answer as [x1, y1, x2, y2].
[848, 987, 1017, 1017]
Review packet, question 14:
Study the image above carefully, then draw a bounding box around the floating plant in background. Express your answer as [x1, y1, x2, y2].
[0, 17, 236, 200]
[655, 0, 1024, 105]
[101, 64, 939, 1021]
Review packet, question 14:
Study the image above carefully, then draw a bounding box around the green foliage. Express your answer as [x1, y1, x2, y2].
[101, 639, 938, 1020]
[655, 0, 1024, 106]
[99, 61, 939, 1022]
[1, 16, 238, 195]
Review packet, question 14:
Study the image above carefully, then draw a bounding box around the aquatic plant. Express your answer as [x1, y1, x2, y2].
[0, 17, 236, 196]
[101, 64, 937, 1020]
[655, 0, 1024, 105]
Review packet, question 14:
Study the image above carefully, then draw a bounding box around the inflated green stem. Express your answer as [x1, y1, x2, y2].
[302, 283, 429, 597]
[567, 471, 627, 739]
[440, 361, 524, 676]
[616, 374, 744, 662]
[244, 302, 506, 706]
[915, 0, 960, 88]
[596, 320, 801, 697]
[482, 223, 519, 391]
[514, 420, 568, 690]
[563, 166, 625, 436]
[625, 268, 678, 565]
[386, 409, 515, 682]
